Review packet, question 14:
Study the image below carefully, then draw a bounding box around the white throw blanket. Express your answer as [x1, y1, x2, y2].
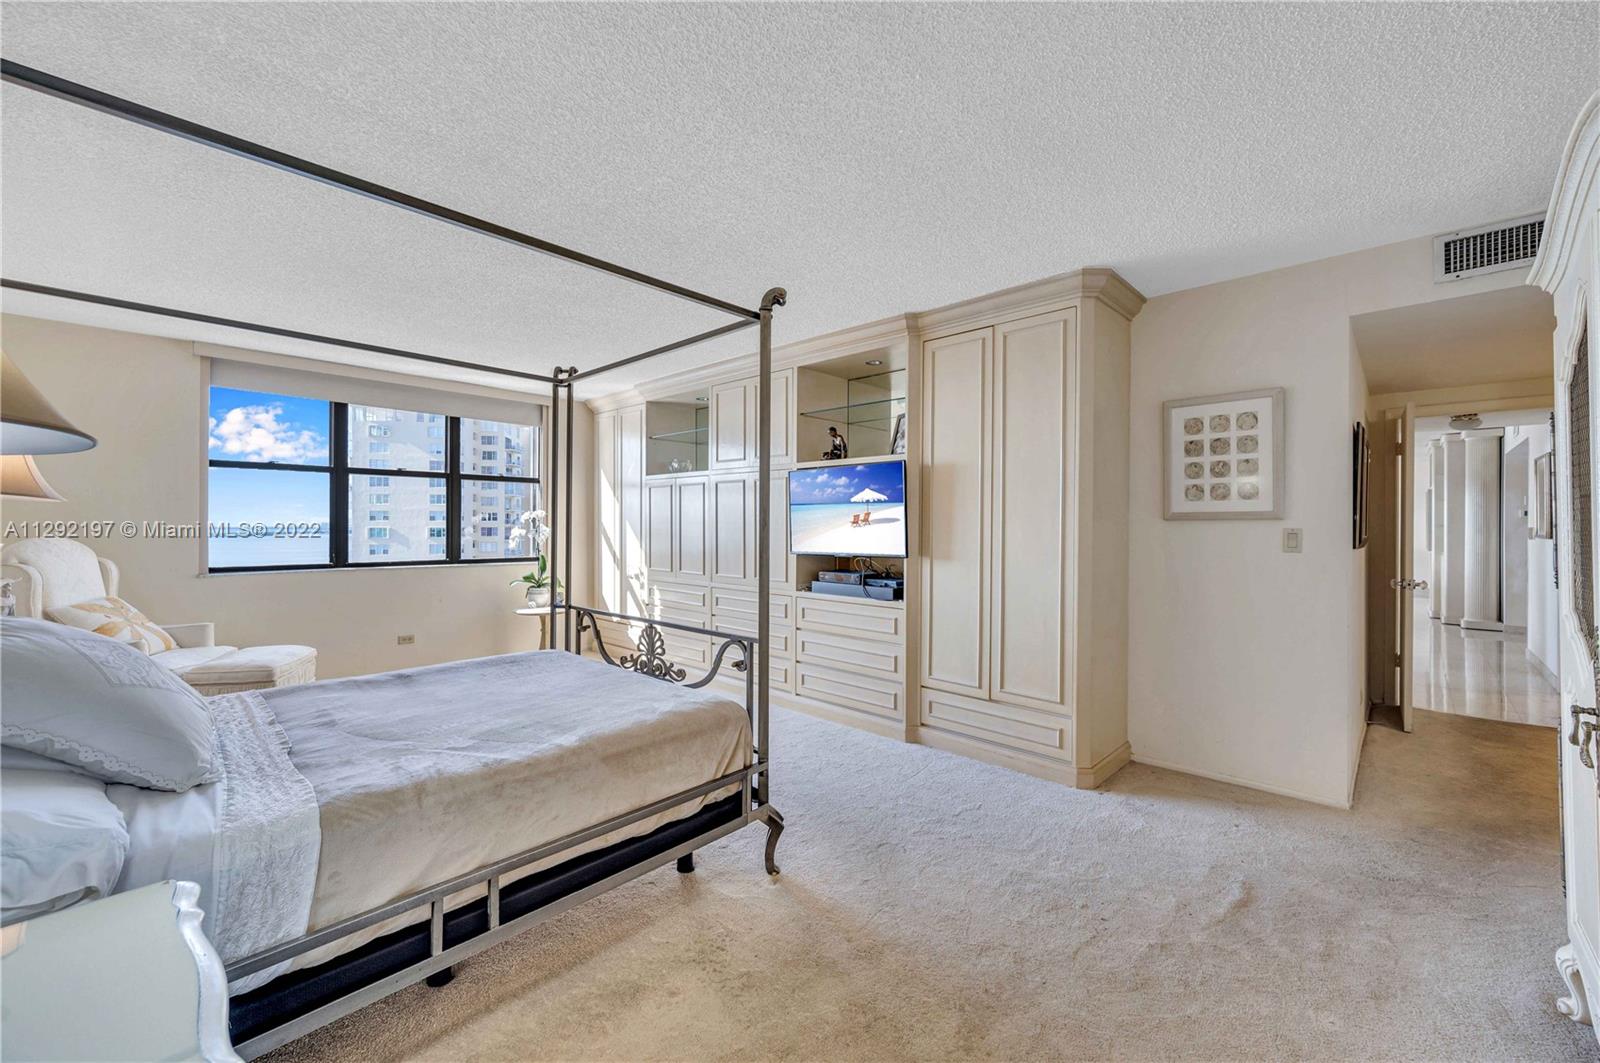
[108, 691, 321, 994]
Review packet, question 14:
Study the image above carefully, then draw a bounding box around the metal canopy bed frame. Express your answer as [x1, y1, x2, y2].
[1, 59, 786, 1059]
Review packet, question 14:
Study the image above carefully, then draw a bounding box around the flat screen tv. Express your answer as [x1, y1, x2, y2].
[788, 459, 908, 558]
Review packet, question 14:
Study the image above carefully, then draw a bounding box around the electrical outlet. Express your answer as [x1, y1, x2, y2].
[1282, 528, 1303, 554]
[397, 634, 415, 645]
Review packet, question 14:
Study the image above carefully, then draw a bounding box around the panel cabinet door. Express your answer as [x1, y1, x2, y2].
[710, 473, 754, 584]
[644, 479, 675, 582]
[769, 472, 793, 587]
[990, 309, 1076, 716]
[674, 476, 710, 581]
[711, 379, 754, 468]
[919, 327, 991, 695]
[768, 368, 796, 468]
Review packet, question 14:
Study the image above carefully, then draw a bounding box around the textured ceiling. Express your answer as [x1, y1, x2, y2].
[1352, 285, 1556, 394]
[2, 2, 1595, 397]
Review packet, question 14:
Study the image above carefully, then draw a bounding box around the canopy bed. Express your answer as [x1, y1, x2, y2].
[0, 58, 786, 1059]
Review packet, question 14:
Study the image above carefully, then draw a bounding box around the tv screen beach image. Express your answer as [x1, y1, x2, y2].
[788, 462, 907, 557]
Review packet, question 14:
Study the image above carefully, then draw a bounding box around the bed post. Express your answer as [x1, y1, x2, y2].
[563, 368, 575, 651]
[548, 372, 561, 649]
[758, 287, 786, 874]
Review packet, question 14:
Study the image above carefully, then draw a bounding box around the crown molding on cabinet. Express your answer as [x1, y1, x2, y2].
[1530, 91, 1600, 295]
[912, 267, 1146, 339]
[585, 268, 1145, 414]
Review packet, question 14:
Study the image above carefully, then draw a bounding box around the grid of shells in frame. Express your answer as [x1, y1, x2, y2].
[1181, 411, 1262, 503]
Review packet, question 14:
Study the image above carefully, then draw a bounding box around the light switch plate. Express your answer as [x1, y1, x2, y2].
[1282, 528, 1303, 553]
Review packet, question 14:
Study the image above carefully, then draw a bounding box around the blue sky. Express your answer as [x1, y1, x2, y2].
[208, 388, 331, 527]
[789, 462, 905, 506]
[208, 387, 329, 465]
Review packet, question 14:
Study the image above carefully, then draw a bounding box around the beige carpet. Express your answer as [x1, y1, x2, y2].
[266, 706, 1594, 1062]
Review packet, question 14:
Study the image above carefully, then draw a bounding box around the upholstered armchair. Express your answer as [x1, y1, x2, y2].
[0, 538, 316, 695]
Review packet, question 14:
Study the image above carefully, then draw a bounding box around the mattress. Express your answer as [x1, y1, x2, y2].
[109, 650, 751, 984]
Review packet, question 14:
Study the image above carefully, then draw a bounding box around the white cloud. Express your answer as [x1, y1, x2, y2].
[209, 405, 328, 463]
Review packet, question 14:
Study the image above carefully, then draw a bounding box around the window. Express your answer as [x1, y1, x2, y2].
[207, 387, 540, 571]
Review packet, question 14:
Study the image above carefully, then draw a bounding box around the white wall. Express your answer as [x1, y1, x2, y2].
[1128, 233, 1531, 808]
[0, 313, 593, 678]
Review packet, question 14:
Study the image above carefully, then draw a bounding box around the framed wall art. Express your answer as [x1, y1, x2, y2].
[1163, 387, 1286, 520]
[1533, 451, 1555, 540]
[1352, 420, 1370, 548]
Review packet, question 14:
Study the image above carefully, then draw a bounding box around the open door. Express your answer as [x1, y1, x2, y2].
[1395, 405, 1420, 730]
[1390, 403, 1421, 732]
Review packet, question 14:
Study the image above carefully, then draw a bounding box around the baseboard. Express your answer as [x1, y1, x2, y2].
[1075, 741, 1132, 789]
[1130, 754, 1351, 810]
[1461, 618, 1505, 632]
[1503, 624, 1528, 634]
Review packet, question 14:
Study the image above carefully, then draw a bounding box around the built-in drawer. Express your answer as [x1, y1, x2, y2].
[649, 582, 711, 617]
[795, 629, 904, 678]
[711, 611, 793, 658]
[795, 596, 904, 642]
[919, 687, 1071, 761]
[709, 654, 793, 696]
[711, 587, 793, 624]
[656, 630, 711, 671]
[794, 662, 902, 720]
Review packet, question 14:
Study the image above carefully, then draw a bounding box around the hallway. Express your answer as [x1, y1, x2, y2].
[1413, 612, 1560, 728]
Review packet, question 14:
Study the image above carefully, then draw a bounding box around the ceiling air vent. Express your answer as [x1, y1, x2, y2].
[1433, 214, 1544, 282]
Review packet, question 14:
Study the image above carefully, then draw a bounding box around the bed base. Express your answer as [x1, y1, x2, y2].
[225, 610, 783, 1059]
[230, 794, 766, 1057]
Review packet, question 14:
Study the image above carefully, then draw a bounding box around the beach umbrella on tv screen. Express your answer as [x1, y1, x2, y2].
[851, 487, 888, 512]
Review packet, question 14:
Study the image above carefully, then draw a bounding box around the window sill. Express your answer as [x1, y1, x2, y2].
[202, 560, 537, 577]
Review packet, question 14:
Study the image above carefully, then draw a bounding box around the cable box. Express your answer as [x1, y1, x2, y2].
[814, 571, 865, 585]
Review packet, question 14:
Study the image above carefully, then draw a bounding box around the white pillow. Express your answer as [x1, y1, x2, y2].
[0, 618, 218, 791]
[44, 595, 177, 655]
[1, 768, 129, 925]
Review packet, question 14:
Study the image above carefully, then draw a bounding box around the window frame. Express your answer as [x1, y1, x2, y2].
[207, 397, 540, 573]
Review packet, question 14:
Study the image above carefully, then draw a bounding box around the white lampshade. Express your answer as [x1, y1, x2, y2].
[1, 350, 96, 455]
[0, 454, 65, 501]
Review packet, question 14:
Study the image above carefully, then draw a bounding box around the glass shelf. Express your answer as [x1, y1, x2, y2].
[798, 396, 907, 433]
[648, 427, 708, 444]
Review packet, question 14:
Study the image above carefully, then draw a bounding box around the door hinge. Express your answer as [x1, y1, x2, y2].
[1394, 652, 1403, 667]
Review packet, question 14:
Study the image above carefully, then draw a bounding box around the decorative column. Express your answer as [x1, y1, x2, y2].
[1429, 439, 1445, 619]
[1440, 433, 1467, 626]
[1461, 429, 1504, 631]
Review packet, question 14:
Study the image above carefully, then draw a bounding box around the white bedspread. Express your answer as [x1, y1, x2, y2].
[113, 650, 750, 987]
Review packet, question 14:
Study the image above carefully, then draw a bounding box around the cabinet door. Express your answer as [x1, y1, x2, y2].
[920, 327, 991, 695]
[710, 473, 753, 584]
[711, 379, 754, 468]
[644, 479, 675, 582]
[674, 476, 710, 581]
[769, 472, 793, 586]
[768, 368, 796, 468]
[990, 310, 1076, 713]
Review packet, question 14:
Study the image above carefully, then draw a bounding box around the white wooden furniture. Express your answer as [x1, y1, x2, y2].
[0, 881, 239, 1062]
[1530, 89, 1600, 1044]
[0, 538, 317, 694]
[916, 273, 1143, 786]
[592, 270, 1145, 788]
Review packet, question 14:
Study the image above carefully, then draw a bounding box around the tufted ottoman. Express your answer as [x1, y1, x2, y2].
[178, 644, 318, 696]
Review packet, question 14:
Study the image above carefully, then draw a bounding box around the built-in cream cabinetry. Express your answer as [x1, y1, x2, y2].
[711, 368, 794, 470]
[591, 270, 1140, 788]
[916, 274, 1141, 787]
